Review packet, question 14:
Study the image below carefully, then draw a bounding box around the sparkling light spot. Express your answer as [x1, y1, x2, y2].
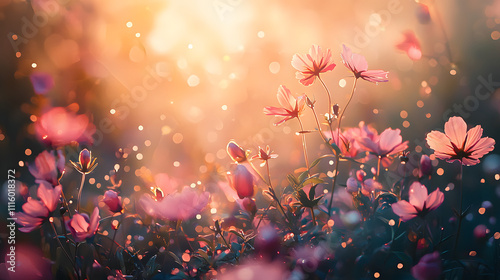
[374, 272, 380, 278]
[495, 174, 500, 180]
[32, 63, 37, 68]
[210, 208, 217, 214]
[182, 253, 191, 262]
[437, 168, 444, 176]
[18, 161, 24, 167]
[339, 79, 347, 88]
[144, 140, 151, 146]
[397, 263, 403, 269]
[136, 153, 143, 160]
[327, 219, 335, 227]
[480, 178, 485, 183]
[173, 133, 183, 144]
[388, 219, 395, 226]
[188, 43, 193, 49]
[479, 208, 486, 215]
[173, 161, 180, 167]
[469, 251, 477, 257]
[135, 33, 141, 38]
[257, 31, 265, 38]
[403, 120, 410, 128]
[89, 178, 95, 184]
[196, 214, 202, 220]
[126, 21, 133, 28]
[426, 113, 432, 118]
[221, 105, 228, 111]
[269, 62, 280, 74]
[16, 52, 21, 58]
[110, 109, 116, 114]
[373, 109, 379, 114]
[187, 75, 200, 87]
[132, 145, 138, 151]
[400, 110, 408, 118]
[138, 125, 144, 131]
[450, 69, 457, 76]
[25, 149, 32, 156]
[417, 100, 424, 107]
[492, 31, 500, 40]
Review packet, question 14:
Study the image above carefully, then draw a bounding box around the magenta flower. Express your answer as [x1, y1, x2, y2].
[392, 182, 444, 222]
[227, 140, 248, 163]
[70, 148, 98, 174]
[426, 116, 495, 166]
[16, 181, 62, 232]
[252, 145, 278, 166]
[264, 85, 306, 126]
[102, 190, 123, 213]
[140, 187, 209, 220]
[236, 197, 257, 215]
[227, 164, 255, 199]
[396, 31, 422, 61]
[35, 107, 96, 147]
[66, 207, 100, 242]
[291, 45, 336, 86]
[419, 155, 433, 178]
[358, 128, 408, 161]
[346, 170, 382, 196]
[28, 150, 65, 186]
[341, 44, 389, 83]
[411, 252, 441, 280]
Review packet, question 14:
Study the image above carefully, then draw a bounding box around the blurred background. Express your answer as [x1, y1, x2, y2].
[1, 0, 500, 255]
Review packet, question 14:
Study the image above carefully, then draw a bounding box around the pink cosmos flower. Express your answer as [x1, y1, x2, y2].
[419, 155, 433, 178]
[324, 129, 361, 159]
[411, 252, 441, 280]
[426, 116, 495, 166]
[392, 182, 444, 222]
[35, 107, 96, 147]
[16, 181, 62, 232]
[102, 190, 123, 213]
[28, 150, 65, 186]
[341, 44, 389, 83]
[252, 145, 278, 166]
[346, 170, 383, 196]
[66, 207, 100, 242]
[358, 128, 408, 163]
[140, 187, 210, 220]
[291, 45, 336, 86]
[396, 31, 422, 61]
[264, 85, 306, 126]
[227, 164, 255, 199]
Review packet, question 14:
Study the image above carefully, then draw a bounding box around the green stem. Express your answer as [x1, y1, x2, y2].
[318, 76, 336, 139]
[376, 156, 382, 179]
[310, 207, 316, 226]
[265, 161, 292, 227]
[76, 173, 86, 213]
[337, 78, 358, 142]
[50, 220, 79, 279]
[327, 154, 340, 218]
[297, 117, 310, 172]
[453, 164, 464, 258]
[255, 201, 273, 231]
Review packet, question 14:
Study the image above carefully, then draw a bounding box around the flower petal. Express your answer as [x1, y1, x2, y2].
[392, 200, 418, 222]
[444, 116, 467, 148]
[425, 189, 444, 211]
[426, 130, 454, 158]
[409, 182, 427, 211]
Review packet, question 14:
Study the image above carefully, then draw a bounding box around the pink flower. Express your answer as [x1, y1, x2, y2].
[416, 3, 431, 24]
[251, 145, 278, 166]
[236, 197, 257, 215]
[70, 148, 98, 174]
[219, 261, 289, 280]
[392, 182, 444, 222]
[426, 116, 495, 166]
[325, 129, 360, 159]
[346, 170, 383, 196]
[16, 181, 62, 232]
[35, 107, 96, 147]
[341, 44, 389, 83]
[66, 207, 100, 242]
[291, 45, 336, 86]
[227, 164, 255, 199]
[102, 190, 123, 213]
[227, 141, 248, 163]
[28, 150, 65, 186]
[419, 155, 433, 178]
[140, 187, 209, 220]
[264, 85, 306, 126]
[396, 31, 422, 61]
[411, 252, 441, 280]
[358, 128, 408, 161]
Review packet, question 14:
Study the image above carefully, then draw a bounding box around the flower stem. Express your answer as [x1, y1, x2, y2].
[318, 76, 336, 139]
[50, 220, 79, 280]
[297, 117, 310, 172]
[327, 154, 340, 219]
[265, 161, 292, 227]
[376, 156, 382, 179]
[453, 164, 464, 258]
[255, 201, 273, 230]
[76, 173, 86, 213]
[310, 207, 316, 226]
[337, 78, 358, 141]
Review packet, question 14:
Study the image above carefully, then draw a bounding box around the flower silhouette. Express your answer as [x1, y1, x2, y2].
[291, 45, 336, 86]
[426, 116, 495, 166]
[392, 182, 444, 222]
[264, 85, 306, 126]
[341, 44, 389, 83]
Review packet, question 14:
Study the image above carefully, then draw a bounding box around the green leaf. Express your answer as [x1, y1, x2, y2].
[309, 154, 335, 169]
[287, 174, 298, 188]
[303, 177, 324, 187]
[329, 142, 341, 157]
[298, 171, 309, 185]
[308, 184, 317, 200]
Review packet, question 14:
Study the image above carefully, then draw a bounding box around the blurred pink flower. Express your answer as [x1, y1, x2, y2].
[16, 181, 62, 232]
[396, 31, 422, 61]
[218, 260, 289, 280]
[358, 128, 408, 162]
[236, 197, 257, 215]
[35, 107, 96, 147]
[227, 164, 255, 199]
[29, 72, 54, 95]
[140, 187, 209, 220]
[419, 155, 433, 178]
[426, 116, 495, 166]
[346, 170, 382, 196]
[411, 252, 441, 280]
[325, 129, 360, 158]
[0, 246, 52, 279]
[102, 190, 123, 213]
[28, 150, 65, 185]
[227, 140, 248, 163]
[153, 173, 180, 195]
[291, 45, 336, 86]
[341, 44, 389, 83]
[66, 207, 100, 242]
[264, 85, 306, 126]
[416, 3, 431, 24]
[392, 182, 444, 222]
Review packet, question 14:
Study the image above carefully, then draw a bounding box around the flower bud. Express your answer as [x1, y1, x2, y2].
[416, 3, 431, 24]
[102, 190, 123, 213]
[332, 104, 340, 118]
[227, 141, 247, 163]
[419, 155, 433, 178]
[355, 170, 366, 182]
[237, 197, 257, 216]
[346, 177, 359, 193]
[231, 165, 254, 199]
[79, 149, 91, 170]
